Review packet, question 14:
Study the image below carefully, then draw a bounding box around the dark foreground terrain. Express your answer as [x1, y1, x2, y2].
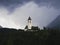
[0, 28, 60, 45]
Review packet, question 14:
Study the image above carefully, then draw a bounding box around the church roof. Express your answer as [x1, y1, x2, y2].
[28, 17, 31, 20]
[25, 25, 40, 30]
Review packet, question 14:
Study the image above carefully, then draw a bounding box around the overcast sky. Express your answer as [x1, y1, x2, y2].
[0, 0, 60, 29]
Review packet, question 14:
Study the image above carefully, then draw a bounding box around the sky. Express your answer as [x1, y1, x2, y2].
[0, 0, 60, 29]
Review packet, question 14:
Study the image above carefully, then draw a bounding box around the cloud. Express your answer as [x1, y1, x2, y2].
[0, 0, 31, 12]
[0, 0, 60, 12]
[0, 8, 21, 29]
[35, 0, 60, 9]
[0, 2, 59, 29]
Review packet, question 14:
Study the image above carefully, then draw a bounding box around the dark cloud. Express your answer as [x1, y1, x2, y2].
[0, 0, 60, 11]
[0, 0, 31, 12]
[34, 0, 60, 9]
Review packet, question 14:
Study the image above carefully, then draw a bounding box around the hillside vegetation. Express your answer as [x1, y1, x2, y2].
[0, 28, 60, 45]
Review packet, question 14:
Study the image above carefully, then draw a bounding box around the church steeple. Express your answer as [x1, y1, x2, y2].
[28, 16, 32, 29]
[28, 16, 31, 20]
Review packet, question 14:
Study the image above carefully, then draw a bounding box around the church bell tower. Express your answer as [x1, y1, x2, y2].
[28, 16, 32, 29]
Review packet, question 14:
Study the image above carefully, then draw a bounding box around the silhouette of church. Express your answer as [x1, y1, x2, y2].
[25, 16, 40, 31]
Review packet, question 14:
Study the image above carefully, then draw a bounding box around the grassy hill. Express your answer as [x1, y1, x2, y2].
[0, 28, 60, 45]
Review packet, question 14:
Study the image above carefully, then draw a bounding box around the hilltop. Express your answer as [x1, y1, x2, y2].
[0, 27, 60, 45]
[47, 15, 60, 30]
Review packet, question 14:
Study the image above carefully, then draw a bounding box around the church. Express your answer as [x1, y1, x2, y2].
[25, 16, 40, 31]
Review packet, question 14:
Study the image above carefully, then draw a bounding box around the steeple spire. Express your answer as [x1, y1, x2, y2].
[28, 16, 32, 29]
[28, 16, 31, 20]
